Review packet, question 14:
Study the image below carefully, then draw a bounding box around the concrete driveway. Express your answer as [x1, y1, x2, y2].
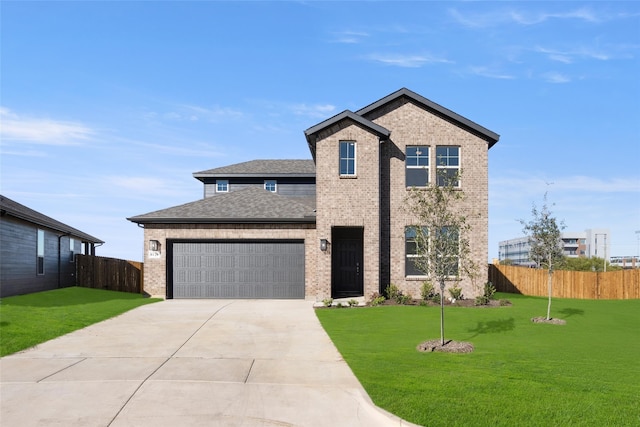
[1, 299, 418, 426]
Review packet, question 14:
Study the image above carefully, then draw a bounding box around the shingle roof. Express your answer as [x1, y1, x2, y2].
[193, 159, 316, 178]
[127, 187, 316, 224]
[0, 195, 104, 243]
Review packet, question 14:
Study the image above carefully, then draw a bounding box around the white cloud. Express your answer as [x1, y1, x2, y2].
[534, 46, 612, 63]
[469, 66, 516, 80]
[145, 104, 244, 124]
[366, 53, 452, 68]
[542, 71, 571, 83]
[0, 107, 94, 145]
[291, 103, 337, 118]
[449, 7, 610, 28]
[330, 30, 369, 44]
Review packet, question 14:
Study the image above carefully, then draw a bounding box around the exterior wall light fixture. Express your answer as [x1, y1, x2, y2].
[149, 240, 161, 252]
[320, 239, 329, 252]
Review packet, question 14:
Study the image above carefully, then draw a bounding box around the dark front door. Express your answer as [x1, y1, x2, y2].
[331, 227, 364, 298]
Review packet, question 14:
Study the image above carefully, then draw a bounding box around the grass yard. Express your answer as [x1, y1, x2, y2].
[0, 287, 161, 357]
[316, 293, 640, 427]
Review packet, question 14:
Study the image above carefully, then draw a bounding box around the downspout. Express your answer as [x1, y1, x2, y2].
[57, 232, 70, 289]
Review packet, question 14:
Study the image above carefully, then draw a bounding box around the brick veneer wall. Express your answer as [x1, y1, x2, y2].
[142, 223, 318, 299]
[314, 120, 381, 299]
[369, 99, 489, 299]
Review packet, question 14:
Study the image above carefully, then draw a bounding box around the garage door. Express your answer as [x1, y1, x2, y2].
[170, 241, 305, 299]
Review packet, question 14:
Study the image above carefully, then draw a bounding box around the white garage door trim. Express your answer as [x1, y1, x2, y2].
[167, 239, 305, 299]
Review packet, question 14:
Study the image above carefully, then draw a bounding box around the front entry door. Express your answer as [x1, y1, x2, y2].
[331, 227, 364, 298]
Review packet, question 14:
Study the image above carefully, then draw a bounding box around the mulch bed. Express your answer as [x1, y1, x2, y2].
[417, 339, 475, 353]
[531, 317, 566, 325]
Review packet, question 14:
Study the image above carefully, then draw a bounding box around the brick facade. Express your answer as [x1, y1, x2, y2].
[312, 98, 491, 300]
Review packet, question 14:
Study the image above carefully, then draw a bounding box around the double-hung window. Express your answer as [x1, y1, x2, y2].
[436, 146, 460, 187]
[405, 226, 428, 276]
[339, 141, 356, 176]
[216, 180, 229, 193]
[264, 180, 277, 192]
[37, 229, 45, 275]
[406, 145, 429, 187]
[435, 226, 460, 276]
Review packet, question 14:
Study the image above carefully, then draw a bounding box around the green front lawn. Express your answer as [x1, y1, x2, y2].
[0, 287, 161, 356]
[316, 293, 640, 426]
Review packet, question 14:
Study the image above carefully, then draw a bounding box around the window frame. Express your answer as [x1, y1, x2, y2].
[37, 229, 45, 275]
[264, 180, 277, 193]
[405, 226, 428, 277]
[216, 180, 229, 193]
[339, 141, 357, 177]
[435, 146, 460, 188]
[406, 145, 430, 187]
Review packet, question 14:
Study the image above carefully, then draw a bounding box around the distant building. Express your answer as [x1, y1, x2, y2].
[499, 228, 611, 266]
[610, 256, 639, 269]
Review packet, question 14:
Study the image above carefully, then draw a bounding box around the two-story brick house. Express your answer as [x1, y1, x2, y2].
[128, 88, 499, 300]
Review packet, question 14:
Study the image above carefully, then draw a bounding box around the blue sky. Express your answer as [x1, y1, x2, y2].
[2, 1, 639, 262]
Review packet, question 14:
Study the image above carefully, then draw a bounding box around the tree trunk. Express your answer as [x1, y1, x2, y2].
[440, 279, 445, 345]
[546, 269, 553, 320]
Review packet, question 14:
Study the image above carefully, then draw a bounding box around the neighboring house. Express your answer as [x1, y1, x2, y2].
[0, 195, 104, 297]
[499, 228, 611, 267]
[128, 88, 499, 300]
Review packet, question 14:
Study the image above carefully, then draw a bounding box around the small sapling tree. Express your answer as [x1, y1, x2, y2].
[520, 193, 565, 320]
[405, 171, 476, 346]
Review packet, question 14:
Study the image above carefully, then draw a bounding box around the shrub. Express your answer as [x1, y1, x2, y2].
[420, 281, 436, 301]
[348, 299, 359, 307]
[369, 292, 386, 307]
[475, 295, 490, 306]
[475, 282, 498, 306]
[322, 298, 333, 307]
[431, 293, 441, 305]
[397, 293, 413, 305]
[385, 284, 401, 300]
[448, 285, 463, 300]
[484, 282, 496, 300]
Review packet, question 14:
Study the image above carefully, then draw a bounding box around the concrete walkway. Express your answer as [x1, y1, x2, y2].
[1, 300, 419, 427]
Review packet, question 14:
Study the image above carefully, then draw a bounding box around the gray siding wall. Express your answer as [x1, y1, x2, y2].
[204, 180, 315, 198]
[0, 217, 78, 297]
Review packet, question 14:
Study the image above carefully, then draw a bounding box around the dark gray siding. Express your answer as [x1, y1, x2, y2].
[203, 178, 315, 199]
[0, 217, 77, 297]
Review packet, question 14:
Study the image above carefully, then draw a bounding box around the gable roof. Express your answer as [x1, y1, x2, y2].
[304, 110, 391, 160]
[356, 87, 500, 147]
[193, 159, 315, 180]
[127, 187, 316, 224]
[0, 195, 104, 243]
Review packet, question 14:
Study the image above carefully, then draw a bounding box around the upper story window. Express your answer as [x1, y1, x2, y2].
[436, 146, 460, 187]
[339, 141, 356, 176]
[216, 180, 229, 193]
[406, 145, 429, 187]
[37, 229, 45, 275]
[264, 180, 277, 192]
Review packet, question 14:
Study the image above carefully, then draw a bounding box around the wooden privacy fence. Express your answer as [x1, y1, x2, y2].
[76, 255, 143, 294]
[489, 264, 640, 300]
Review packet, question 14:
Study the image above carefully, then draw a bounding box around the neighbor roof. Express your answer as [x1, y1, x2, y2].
[193, 159, 316, 180]
[0, 195, 104, 243]
[127, 187, 316, 224]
